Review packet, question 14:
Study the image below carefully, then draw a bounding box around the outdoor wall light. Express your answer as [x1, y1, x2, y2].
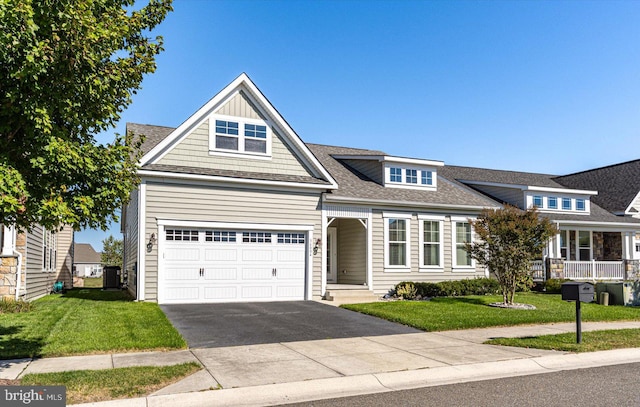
[146, 233, 156, 252]
[313, 238, 321, 255]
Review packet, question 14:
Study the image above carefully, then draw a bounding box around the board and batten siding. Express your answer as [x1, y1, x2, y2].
[371, 210, 485, 295]
[123, 188, 139, 298]
[215, 91, 265, 120]
[336, 218, 367, 284]
[142, 182, 323, 301]
[342, 160, 383, 185]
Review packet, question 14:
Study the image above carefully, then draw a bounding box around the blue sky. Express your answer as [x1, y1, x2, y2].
[76, 0, 640, 251]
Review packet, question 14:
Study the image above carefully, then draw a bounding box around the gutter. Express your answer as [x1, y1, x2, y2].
[322, 194, 500, 211]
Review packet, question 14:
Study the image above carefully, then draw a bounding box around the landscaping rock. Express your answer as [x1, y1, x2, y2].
[488, 302, 537, 310]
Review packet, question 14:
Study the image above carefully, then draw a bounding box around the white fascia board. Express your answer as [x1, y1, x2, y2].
[554, 219, 640, 231]
[332, 155, 444, 167]
[139, 73, 338, 189]
[459, 180, 598, 195]
[624, 190, 640, 215]
[137, 169, 336, 191]
[156, 219, 314, 231]
[323, 194, 499, 211]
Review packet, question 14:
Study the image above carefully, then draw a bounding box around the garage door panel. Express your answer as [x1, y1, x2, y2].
[204, 286, 237, 300]
[165, 267, 200, 280]
[205, 248, 238, 262]
[165, 248, 200, 261]
[165, 287, 200, 301]
[204, 268, 238, 280]
[242, 267, 273, 280]
[276, 249, 305, 262]
[242, 286, 272, 299]
[275, 267, 304, 280]
[242, 249, 273, 262]
[276, 285, 304, 298]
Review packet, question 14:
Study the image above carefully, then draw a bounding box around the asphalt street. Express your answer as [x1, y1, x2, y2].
[281, 362, 640, 407]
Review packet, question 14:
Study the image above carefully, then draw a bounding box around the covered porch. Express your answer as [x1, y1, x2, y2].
[537, 223, 640, 282]
[321, 205, 373, 299]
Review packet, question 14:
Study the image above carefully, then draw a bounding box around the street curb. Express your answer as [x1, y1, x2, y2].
[74, 348, 640, 407]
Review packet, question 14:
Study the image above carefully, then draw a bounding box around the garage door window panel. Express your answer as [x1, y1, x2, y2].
[206, 231, 237, 242]
[166, 229, 199, 241]
[277, 233, 305, 244]
[243, 232, 272, 243]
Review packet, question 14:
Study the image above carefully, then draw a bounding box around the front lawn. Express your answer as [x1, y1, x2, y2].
[342, 293, 640, 332]
[21, 363, 202, 404]
[0, 289, 186, 359]
[486, 328, 640, 352]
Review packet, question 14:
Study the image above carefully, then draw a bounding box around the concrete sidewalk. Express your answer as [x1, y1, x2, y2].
[2, 321, 640, 406]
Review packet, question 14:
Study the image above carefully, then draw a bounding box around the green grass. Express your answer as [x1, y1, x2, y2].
[342, 293, 640, 332]
[82, 277, 103, 288]
[21, 363, 202, 405]
[0, 288, 186, 359]
[486, 328, 640, 352]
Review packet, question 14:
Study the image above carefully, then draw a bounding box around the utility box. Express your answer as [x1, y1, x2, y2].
[103, 266, 121, 289]
[561, 282, 594, 303]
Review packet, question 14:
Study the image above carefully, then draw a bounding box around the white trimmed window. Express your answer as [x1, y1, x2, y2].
[421, 171, 433, 185]
[576, 198, 585, 211]
[42, 228, 57, 272]
[419, 215, 444, 270]
[562, 198, 572, 210]
[533, 195, 543, 208]
[384, 213, 411, 270]
[578, 231, 591, 261]
[390, 167, 402, 183]
[406, 169, 418, 184]
[452, 219, 474, 269]
[548, 197, 558, 210]
[210, 115, 271, 157]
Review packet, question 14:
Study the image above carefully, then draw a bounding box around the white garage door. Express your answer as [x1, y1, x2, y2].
[159, 228, 307, 304]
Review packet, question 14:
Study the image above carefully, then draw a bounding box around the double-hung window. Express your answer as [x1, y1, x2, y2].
[211, 116, 271, 157]
[578, 231, 591, 261]
[452, 219, 473, 268]
[419, 215, 444, 270]
[214, 120, 239, 151]
[244, 123, 267, 153]
[384, 213, 411, 270]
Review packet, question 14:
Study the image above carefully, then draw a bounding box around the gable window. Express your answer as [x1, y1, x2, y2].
[419, 216, 444, 269]
[210, 116, 271, 157]
[576, 199, 585, 211]
[214, 120, 239, 150]
[390, 167, 402, 183]
[244, 123, 267, 153]
[421, 171, 433, 185]
[533, 195, 543, 208]
[453, 220, 473, 268]
[406, 169, 417, 184]
[384, 213, 411, 270]
[562, 198, 572, 210]
[548, 197, 558, 210]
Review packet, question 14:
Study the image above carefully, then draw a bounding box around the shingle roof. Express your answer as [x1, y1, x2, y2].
[440, 164, 640, 224]
[554, 159, 640, 214]
[307, 144, 499, 208]
[74, 243, 101, 264]
[127, 123, 174, 155]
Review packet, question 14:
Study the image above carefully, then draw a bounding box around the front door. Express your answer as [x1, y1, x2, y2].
[326, 227, 338, 283]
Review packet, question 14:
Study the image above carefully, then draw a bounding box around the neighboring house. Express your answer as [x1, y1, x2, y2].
[73, 243, 103, 278]
[122, 73, 640, 304]
[0, 224, 73, 300]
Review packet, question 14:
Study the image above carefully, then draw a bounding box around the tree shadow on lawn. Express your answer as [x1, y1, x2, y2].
[0, 325, 45, 359]
[61, 288, 133, 302]
[433, 297, 491, 306]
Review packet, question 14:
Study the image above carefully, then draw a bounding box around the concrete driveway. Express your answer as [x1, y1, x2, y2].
[161, 301, 420, 348]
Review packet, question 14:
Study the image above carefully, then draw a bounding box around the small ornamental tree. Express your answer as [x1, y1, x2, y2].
[466, 205, 557, 305]
[0, 0, 173, 231]
[101, 235, 123, 267]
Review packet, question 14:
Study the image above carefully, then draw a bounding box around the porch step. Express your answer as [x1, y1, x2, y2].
[324, 289, 379, 304]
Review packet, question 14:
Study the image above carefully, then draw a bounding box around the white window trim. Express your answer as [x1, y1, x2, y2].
[383, 214, 411, 272]
[418, 214, 445, 272]
[383, 164, 438, 190]
[451, 216, 476, 271]
[208, 114, 273, 159]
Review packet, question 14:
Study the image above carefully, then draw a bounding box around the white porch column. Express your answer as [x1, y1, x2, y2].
[1, 225, 15, 255]
[622, 232, 633, 260]
[320, 206, 327, 297]
[555, 232, 562, 259]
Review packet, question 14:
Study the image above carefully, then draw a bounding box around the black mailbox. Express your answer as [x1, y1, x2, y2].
[561, 282, 594, 303]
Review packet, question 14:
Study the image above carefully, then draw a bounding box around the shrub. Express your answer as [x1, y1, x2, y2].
[394, 278, 501, 299]
[544, 278, 571, 294]
[0, 298, 32, 314]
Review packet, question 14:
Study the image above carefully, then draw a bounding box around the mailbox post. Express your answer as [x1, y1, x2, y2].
[561, 282, 594, 344]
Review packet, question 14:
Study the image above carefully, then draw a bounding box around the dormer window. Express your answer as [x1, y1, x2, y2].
[562, 198, 572, 210]
[210, 115, 271, 158]
[406, 169, 418, 184]
[548, 197, 558, 209]
[390, 167, 402, 182]
[421, 171, 433, 185]
[576, 198, 585, 211]
[533, 195, 543, 208]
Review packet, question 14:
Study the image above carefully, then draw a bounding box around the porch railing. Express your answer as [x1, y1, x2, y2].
[530, 260, 545, 281]
[564, 260, 625, 281]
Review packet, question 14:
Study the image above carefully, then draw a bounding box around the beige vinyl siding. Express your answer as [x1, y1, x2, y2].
[55, 226, 73, 290]
[371, 210, 485, 295]
[158, 120, 313, 177]
[342, 159, 383, 184]
[336, 219, 367, 284]
[471, 185, 524, 208]
[23, 226, 54, 301]
[143, 182, 323, 301]
[124, 189, 139, 297]
[215, 91, 265, 120]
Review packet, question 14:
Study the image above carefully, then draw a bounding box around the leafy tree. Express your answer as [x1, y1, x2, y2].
[101, 235, 123, 267]
[466, 205, 557, 305]
[0, 0, 173, 230]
